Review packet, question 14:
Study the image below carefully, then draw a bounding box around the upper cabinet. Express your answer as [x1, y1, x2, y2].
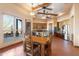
[33, 23, 47, 30]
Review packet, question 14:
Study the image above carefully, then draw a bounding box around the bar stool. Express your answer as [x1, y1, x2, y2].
[24, 35, 41, 56]
[24, 35, 33, 56]
[32, 42, 41, 56]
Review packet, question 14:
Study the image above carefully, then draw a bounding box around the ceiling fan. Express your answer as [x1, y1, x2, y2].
[37, 6, 58, 16]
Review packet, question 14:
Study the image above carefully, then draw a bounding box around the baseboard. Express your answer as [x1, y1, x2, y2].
[0, 40, 23, 50]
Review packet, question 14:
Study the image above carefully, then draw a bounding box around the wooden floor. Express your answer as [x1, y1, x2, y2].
[0, 42, 25, 56]
[51, 36, 79, 56]
[0, 36, 79, 56]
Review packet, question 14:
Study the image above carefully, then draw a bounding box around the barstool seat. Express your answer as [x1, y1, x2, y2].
[33, 42, 41, 56]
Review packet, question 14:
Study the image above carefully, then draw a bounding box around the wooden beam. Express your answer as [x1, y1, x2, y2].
[32, 3, 49, 10]
[37, 12, 58, 16]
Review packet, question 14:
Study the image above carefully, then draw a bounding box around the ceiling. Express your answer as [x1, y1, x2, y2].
[33, 3, 72, 16]
[27, 3, 43, 7]
[17, 3, 73, 18]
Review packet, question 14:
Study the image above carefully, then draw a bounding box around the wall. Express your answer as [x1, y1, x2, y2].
[53, 16, 57, 27]
[0, 4, 31, 48]
[0, 14, 3, 44]
[73, 4, 79, 46]
[0, 4, 31, 19]
[69, 4, 74, 42]
[57, 4, 74, 42]
[59, 19, 70, 34]
[59, 19, 69, 29]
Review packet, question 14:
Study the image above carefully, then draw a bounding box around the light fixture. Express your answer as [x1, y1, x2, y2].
[30, 12, 35, 16]
[41, 15, 52, 19]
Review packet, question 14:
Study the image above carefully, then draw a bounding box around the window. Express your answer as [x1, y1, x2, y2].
[16, 19, 22, 39]
[3, 15, 14, 43]
[3, 15, 23, 43]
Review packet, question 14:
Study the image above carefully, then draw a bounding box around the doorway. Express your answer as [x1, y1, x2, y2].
[49, 23, 54, 35]
[25, 22, 31, 35]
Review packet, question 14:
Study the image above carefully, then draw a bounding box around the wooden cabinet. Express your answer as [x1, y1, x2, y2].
[32, 23, 49, 37]
[33, 23, 47, 30]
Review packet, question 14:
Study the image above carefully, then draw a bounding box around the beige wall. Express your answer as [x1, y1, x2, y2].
[0, 14, 3, 44]
[58, 4, 76, 46]
[58, 18, 73, 41]
[59, 19, 69, 29]
[0, 4, 31, 19]
[73, 4, 79, 46]
[53, 16, 57, 27]
[57, 4, 74, 42]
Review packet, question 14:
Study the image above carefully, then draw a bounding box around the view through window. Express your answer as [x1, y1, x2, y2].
[3, 15, 23, 43]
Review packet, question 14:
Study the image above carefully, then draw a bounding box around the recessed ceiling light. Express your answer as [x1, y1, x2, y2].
[30, 12, 35, 16]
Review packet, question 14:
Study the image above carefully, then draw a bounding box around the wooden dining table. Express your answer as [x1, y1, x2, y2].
[31, 36, 49, 56]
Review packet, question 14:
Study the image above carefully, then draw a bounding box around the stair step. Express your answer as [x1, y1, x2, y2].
[26, 47, 31, 50]
[26, 53, 32, 56]
[26, 44, 31, 47]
